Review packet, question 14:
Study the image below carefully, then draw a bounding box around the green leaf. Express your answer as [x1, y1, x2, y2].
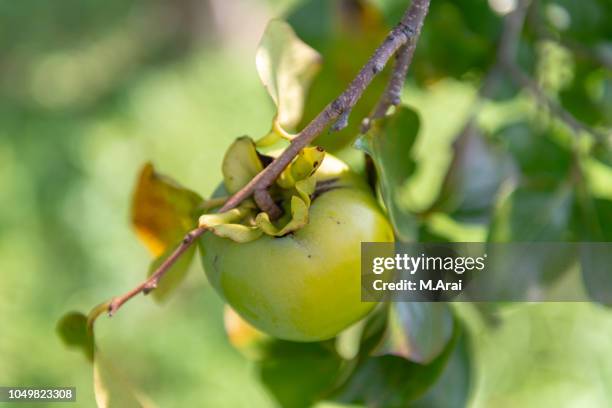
[430, 123, 516, 223]
[256, 19, 321, 131]
[222, 136, 264, 194]
[56, 312, 93, 361]
[405, 0, 501, 84]
[495, 122, 573, 189]
[332, 317, 461, 408]
[559, 60, 612, 128]
[356, 106, 421, 241]
[257, 340, 342, 408]
[373, 303, 454, 364]
[489, 184, 574, 242]
[131, 162, 203, 257]
[486, 184, 577, 298]
[408, 329, 472, 408]
[572, 196, 612, 305]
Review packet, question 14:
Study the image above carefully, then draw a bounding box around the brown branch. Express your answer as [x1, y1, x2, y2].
[107, 227, 207, 316]
[361, 12, 426, 133]
[363, 45, 413, 129]
[254, 188, 282, 220]
[219, 0, 431, 213]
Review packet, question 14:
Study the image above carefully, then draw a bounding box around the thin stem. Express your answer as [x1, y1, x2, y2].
[107, 227, 207, 316]
[362, 44, 413, 132]
[219, 0, 431, 213]
[362, 3, 428, 133]
[254, 188, 282, 220]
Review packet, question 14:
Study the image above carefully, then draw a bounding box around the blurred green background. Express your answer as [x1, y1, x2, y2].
[1, 0, 611, 407]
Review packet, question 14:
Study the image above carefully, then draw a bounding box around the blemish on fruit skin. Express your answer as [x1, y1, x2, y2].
[328, 215, 342, 225]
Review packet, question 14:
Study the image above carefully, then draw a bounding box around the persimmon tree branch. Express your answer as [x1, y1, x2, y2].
[361, 44, 413, 132]
[107, 227, 207, 316]
[219, 0, 431, 213]
[105, 0, 431, 317]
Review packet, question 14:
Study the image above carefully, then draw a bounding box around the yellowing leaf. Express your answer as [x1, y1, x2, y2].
[222, 137, 264, 194]
[131, 163, 203, 257]
[256, 20, 321, 131]
[277, 146, 325, 188]
[94, 352, 156, 408]
[292, 146, 325, 180]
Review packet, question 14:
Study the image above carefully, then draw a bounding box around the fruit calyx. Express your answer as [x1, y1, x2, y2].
[199, 136, 328, 243]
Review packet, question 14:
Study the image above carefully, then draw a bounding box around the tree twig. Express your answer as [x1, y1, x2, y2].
[107, 226, 207, 316]
[361, 10, 427, 134]
[254, 188, 282, 220]
[219, 0, 431, 213]
[361, 44, 412, 133]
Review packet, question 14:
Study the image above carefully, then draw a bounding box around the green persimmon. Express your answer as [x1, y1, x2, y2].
[199, 153, 393, 342]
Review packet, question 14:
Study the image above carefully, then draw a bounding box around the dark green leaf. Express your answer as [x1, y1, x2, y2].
[56, 312, 93, 361]
[409, 329, 472, 408]
[356, 106, 421, 241]
[257, 340, 342, 408]
[495, 122, 573, 189]
[373, 303, 454, 364]
[410, 0, 501, 83]
[332, 317, 461, 408]
[489, 184, 574, 242]
[431, 123, 516, 223]
[559, 62, 612, 128]
[486, 184, 577, 297]
[572, 196, 612, 305]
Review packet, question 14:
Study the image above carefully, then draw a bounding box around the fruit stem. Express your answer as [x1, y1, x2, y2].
[218, 0, 431, 214]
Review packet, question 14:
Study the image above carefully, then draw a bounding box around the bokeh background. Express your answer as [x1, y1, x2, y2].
[1, 0, 611, 407]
